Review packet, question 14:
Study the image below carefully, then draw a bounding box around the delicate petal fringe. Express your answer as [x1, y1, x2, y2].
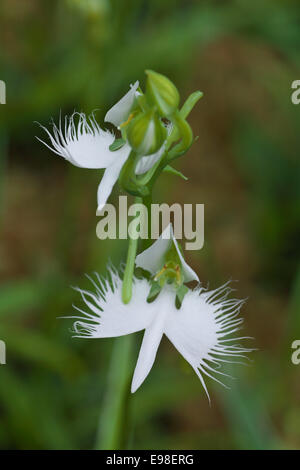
[69, 267, 156, 339]
[164, 282, 254, 402]
[37, 112, 117, 169]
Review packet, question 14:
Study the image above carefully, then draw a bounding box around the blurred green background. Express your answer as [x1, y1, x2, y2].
[1, 0, 300, 450]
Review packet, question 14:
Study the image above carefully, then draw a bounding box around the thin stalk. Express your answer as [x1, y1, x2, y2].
[95, 193, 149, 450]
[122, 235, 138, 303]
[94, 335, 134, 450]
[122, 196, 141, 304]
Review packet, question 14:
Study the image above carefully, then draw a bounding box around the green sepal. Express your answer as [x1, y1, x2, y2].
[164, 93, 201, 150]
[147, 281, 162, 303]
[134, 267, 151, 281]
[175, 285, 189, 309]
[166, 135, 197, 162]
[180, 91, 203, 119]
[171, 110, 193, 150]
[163, 165, 188, 181]
[109, 138, 126, 152]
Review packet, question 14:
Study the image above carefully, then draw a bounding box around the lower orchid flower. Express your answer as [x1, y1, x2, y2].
[70, 225, 251, 400]
[71, 267, 250, 400]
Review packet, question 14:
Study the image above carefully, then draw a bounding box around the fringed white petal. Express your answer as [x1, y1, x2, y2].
[37, 113, 118, 169]
[135, 223, 199, 282]
[71, 268, 156, 338]
[164, 283, 252, 401]
[97, 144, 131, 212]
[69, 266, 251, 398]
[105, 81, 139, 127]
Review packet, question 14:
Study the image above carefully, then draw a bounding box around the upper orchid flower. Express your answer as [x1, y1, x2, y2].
[37, 81, 167, 212]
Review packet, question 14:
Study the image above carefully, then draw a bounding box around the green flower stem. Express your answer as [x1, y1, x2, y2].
[122, 196, 141, 304]
[95, 191, 153, 449]
[122, 235, 138, 304]
[95, 334, 134, 450]
[96, 192, 148, 449]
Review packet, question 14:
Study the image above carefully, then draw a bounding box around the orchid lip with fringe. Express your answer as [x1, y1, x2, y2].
[68, 266, 253, 401]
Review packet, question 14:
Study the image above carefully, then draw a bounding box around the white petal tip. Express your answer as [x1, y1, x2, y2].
[130, 378, 141, 394]
[96, 204, 105, 214]
[190, 272, 200, 283]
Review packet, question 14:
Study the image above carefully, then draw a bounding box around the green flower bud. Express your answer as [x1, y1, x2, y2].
[127, 109, 167, 155]
[145, 69, 180, 117]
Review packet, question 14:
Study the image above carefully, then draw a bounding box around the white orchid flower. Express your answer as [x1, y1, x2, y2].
[37, 81, 167, 212]
[71, 265, 250, 400]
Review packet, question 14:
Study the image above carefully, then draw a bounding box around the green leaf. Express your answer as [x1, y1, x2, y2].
[163, 165, 188, 180]
[147, 281, 162, 302]
[109, 138, 126, 151]
[175, 285, 189, 309]
[180, 90, 203, 119]
[95, 335, 134, 450]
